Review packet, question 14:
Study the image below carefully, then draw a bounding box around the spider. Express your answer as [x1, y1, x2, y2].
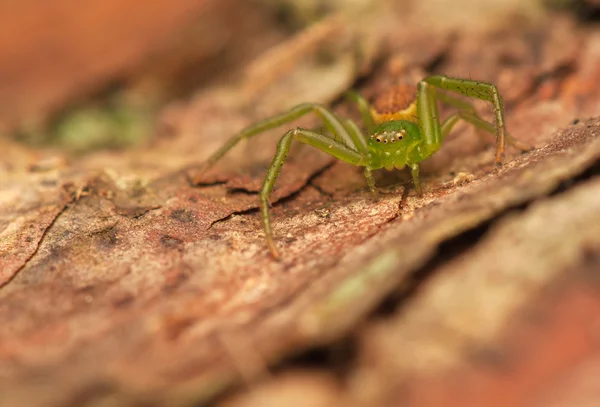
[199, 75, 531, 259]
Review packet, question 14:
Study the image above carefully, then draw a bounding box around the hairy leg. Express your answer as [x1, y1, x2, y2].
[260, 129, 367, 258]
[437, 91, 533, 151]
[410, 163, 422, 195]
[423, 76, 507, 163]
[363, 167, 378, 199]
[343, 118, 369, 154]
[345, 91, 377, 135]
[415, 80, 443, 156]
[201, 103, 363, 173]
[442, 111, 532, 151]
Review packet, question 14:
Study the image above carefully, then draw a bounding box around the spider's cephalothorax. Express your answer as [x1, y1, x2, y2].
[368, 120, 422, 171]
[200, 75, 531, 258]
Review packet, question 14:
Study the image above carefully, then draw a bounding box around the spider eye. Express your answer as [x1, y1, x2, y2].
[395, 133, 404, 141]
[375, 136, 382, 143]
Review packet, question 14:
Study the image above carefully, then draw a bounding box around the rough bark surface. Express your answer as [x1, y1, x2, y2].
[1, 1, 599, 406]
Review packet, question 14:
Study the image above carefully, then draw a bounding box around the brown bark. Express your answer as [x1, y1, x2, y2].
[1, 1, 599, 406]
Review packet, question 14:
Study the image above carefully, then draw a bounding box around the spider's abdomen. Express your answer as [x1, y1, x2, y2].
[370, 85, 418, 125]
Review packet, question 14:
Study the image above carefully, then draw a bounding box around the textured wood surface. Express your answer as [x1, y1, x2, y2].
[1, 1, 599, 406]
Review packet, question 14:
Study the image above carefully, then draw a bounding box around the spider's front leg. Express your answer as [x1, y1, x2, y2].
[198, 100, 372, 259]
[260, 129, 367, 258]
[392, 79, 445, 195]
[422, 75, 508, 164]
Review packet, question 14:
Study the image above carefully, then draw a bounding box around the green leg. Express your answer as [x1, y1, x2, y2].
[345, 118, 378, 198]
[363, 167, 378, 199]
[410, 164, 422, 195]
[343, 118, 369, 154]
[437, 91, 532, 151]
[415, 81, 443, 157]
[423, 75, 507, 164]
[345, 91, 376, 135]
[261, 129, 366, 258]
[460, 111, 532, 151]
[200, 103, 362, 173]
[442, 111, 532, 151]
[436, 91, 487, 141]
[441, 112, 492, 145]
[441, 113, 461, 138]
[435, 90, 478, 113]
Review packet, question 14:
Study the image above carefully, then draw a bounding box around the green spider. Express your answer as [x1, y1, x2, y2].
[200, 75, 530, 258]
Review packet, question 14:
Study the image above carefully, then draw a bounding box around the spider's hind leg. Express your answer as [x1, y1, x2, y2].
[443, 110, 533, 152]
[436, 91, 533, 152]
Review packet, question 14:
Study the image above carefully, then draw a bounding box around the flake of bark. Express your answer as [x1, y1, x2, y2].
[350, 177, 600, 407]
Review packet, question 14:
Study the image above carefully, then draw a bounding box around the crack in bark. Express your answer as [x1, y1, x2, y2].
[207, 160, 336, 230]
[1, 194, 75, 289]
[307, 179, 335, 198]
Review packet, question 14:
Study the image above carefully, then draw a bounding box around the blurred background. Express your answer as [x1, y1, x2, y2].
[0, 0, 295, 152]
[1, 0, 595, 154]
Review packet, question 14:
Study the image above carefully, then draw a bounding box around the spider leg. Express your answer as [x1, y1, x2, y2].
[342, 118, 369, 154]
[416, 80, 443, 156]
[201, 103, 366, 173]
[345, 91, 377, 135]
[435, 90, 478, 113]
[342, 117, 379, 199]
[423, 75, 507, 164]
[260, 128, 366, 258]
[363, 167, 378, 199]
[436, 91, 533, 151]
[345, 115, 380, 199]
[442, 110, 533, 151]
[405, 80, 444, 196]
[410, 164, 422, 196]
